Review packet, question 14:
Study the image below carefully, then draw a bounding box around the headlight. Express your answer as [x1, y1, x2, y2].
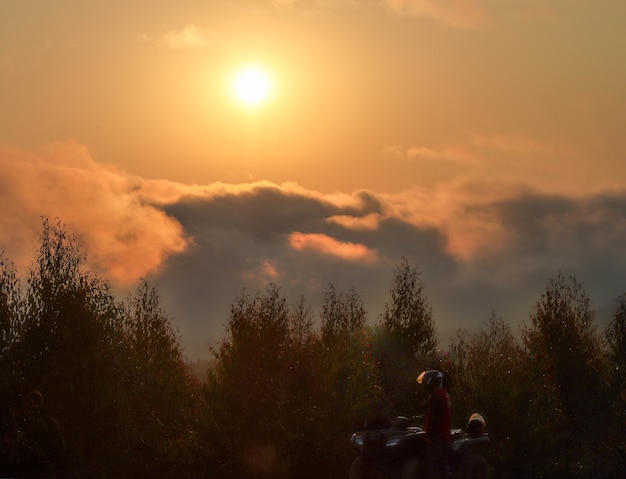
[385, 437, 400, 448]
[351, 433, 364, 448]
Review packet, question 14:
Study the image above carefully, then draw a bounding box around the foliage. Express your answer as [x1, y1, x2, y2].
[320, 285, 366, 344]
[118, 280, 201, 477]
[205, 283, 381, 479]
[606, 293, 626, 393]
[9, 219, 126, 476]
[0, 219, 200, 478]
[0, 254, 20, 359]
[375, 258, 437, 415]
[603, 293, 626, 473]
[206, 285, 315, 478]
[449, 311, 529, 478]
[379, 257, 436, 356]
[3, 221, 626, 478]
[521, 272, 616, 477]
[317, 285, 381, 477]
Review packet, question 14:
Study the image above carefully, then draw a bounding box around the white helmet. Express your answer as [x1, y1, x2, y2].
[417, 370, 443, 388]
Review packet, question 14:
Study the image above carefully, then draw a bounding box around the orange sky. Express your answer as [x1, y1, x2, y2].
[1, 0, 626, 358]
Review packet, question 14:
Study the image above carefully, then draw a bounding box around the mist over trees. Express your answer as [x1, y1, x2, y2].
[1, 220, 625, 478]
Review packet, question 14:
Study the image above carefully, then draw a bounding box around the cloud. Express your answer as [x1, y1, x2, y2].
[141, 25, 219, 49]
[384, 0, 486, 27]
[267, 0, 560, 27]
[242, 259, 284, 285]
[0, 142, 190, 284]
[390, 130, 606, 198]
[380, 0, 572, 27]
[155, 176, 626, 357]
[3, 142, 626, 358]
[289, 232, 380, 263]
[326, 213, 381, 231]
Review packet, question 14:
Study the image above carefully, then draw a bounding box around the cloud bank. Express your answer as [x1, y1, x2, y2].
[2, 142, 625, 358]
[0, 142, 190, 284]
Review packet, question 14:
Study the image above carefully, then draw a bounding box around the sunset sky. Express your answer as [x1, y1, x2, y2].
[2, 0, 625, 359]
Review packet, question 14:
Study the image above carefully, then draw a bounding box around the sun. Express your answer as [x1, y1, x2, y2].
[232, 66, 272, 106]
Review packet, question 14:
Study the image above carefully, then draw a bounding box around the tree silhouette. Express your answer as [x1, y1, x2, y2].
[320, 285, 365, 344]
[207, 284, 307, 478]
[380, 257, 435, 356]
[0, 219, 201, 478]
[522, 272, 611, 477]
[317, 284, 379, 478]
[603, 293, 626, 474]
[375, 257, 437, 414]
[606, 293, 626, 394]
[119, 280, 199, 477]
[4, 221, 626, 477]
[449, 311, 528, 477]
[9, 219, 127, 476]
[0, 254, 20, 360]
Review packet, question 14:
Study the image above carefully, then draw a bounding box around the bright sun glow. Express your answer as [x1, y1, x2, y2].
[233, 67, 271, 106]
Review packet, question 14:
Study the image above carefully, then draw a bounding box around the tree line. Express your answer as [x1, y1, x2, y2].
[1, 219, 625, 478]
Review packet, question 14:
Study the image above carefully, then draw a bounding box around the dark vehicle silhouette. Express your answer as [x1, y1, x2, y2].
[349, 413, 490, 479]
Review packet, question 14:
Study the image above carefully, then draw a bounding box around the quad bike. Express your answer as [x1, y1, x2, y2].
[348, 413, 490, 479]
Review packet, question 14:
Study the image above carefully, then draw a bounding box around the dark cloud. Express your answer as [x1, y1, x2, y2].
[428, 190, 626, 339]
[157, 185, 405, 355]
[153, 183, 626, 358]
[167, 184, 340, 241]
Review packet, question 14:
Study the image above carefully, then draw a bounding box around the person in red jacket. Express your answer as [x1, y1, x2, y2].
[418, 370, 451, 479]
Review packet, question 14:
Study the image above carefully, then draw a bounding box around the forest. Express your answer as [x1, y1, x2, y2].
[1, 219, 625, 478]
